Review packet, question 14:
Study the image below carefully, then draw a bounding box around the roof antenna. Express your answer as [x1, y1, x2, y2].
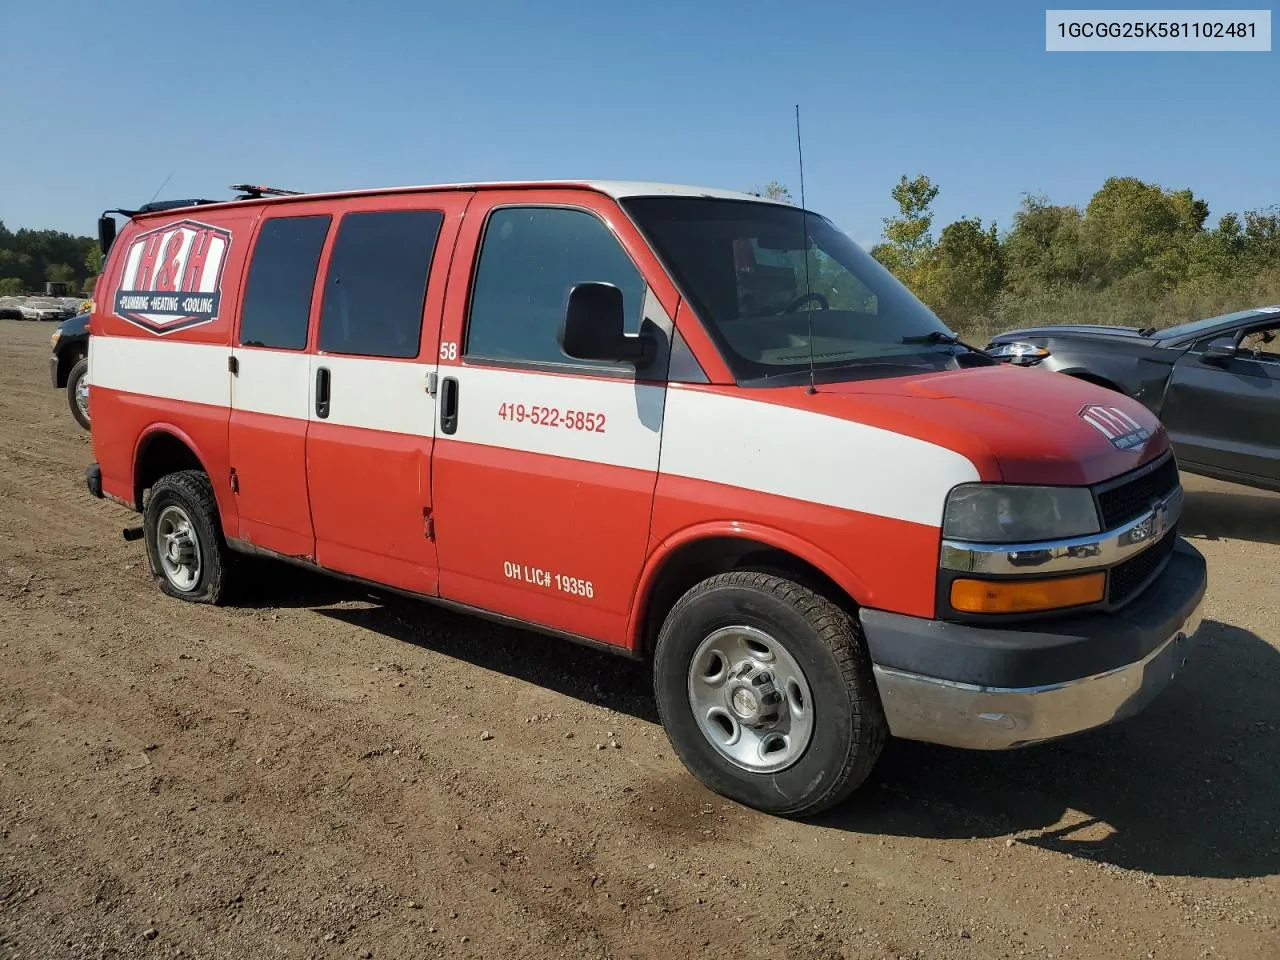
[795, 104, 817, 395]
[148, 168, 175, 204]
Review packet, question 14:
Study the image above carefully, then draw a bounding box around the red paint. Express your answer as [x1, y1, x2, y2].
[307, 422, 436, 594]
[91, 387, 236, 528]
[645, 475, 942, 623]
[431, 437, 655, 644]
[228, 406, 312, 558]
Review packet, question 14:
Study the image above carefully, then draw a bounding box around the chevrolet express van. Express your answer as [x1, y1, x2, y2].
[83, 181, 1206, 815]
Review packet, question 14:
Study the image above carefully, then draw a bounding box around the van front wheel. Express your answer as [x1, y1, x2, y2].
[652, 570, 887, 817]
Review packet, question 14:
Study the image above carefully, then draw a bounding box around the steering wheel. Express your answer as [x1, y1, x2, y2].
[781, 292, 829, 313]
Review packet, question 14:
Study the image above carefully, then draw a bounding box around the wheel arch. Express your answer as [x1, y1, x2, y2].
[627, 523, 871, 661]
[131, 424, 214, 512]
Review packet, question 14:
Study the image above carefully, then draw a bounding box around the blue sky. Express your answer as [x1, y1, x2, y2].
[4, 0, 1276, 247]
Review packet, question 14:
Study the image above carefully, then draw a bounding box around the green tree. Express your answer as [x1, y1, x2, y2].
[1241, 206, 1280, 272]
[924, 217, 1004, 324]
[1002, 195, 1092, 294]
[1081, 176, 1209, 286]
[85, 245, 104, 276]
[1185, 213, 1245, 282]
[0, 277, 22, 295]
[871, 174, 939, 288]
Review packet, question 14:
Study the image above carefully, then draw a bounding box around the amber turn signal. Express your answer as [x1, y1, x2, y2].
[950, 572, 1106, 614]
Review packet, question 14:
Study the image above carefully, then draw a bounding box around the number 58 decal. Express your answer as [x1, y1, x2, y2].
[439, 341, 459, 361]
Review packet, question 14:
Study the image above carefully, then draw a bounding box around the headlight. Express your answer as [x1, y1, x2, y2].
[986, 341, 1050, 364]
[943, 484, 1100, 543]
[50, 331, 60, 346]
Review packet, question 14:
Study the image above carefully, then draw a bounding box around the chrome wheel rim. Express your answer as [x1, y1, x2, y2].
[75, 376, 90, 422]
[687, 625, 815, 774]
[156, 505, 201, 591]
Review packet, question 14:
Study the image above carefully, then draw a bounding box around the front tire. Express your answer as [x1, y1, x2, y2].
[143, 471, 230, 604]
[66, 356, 90, 430]
[653, 570, 887, 817]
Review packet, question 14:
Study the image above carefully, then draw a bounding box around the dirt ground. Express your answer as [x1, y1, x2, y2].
[1, 318, 1277, 960]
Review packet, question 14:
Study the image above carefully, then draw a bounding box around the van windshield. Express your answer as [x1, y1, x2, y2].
[621, 196, 957, 385]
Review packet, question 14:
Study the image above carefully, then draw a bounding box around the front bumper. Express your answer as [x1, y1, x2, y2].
[861, 538, 1207, 750]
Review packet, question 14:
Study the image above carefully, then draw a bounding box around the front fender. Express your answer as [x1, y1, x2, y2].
[625, 520, 874, 651]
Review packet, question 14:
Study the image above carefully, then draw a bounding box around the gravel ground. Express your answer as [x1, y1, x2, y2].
[1, 318, 1277, 960]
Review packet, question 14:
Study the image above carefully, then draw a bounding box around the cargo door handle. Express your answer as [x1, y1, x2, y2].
[439, 376, 459, 435]
[315, 366, 331, 419]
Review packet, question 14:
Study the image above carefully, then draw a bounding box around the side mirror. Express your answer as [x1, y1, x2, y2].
[1201, 336, 1237, 366]
[97, 215, 117, 257]
[557, 282, 652, 364]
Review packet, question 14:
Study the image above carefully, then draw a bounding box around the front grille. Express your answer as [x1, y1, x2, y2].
[1108, 527, 1177, 605]
[1096, 455, 1179, 529]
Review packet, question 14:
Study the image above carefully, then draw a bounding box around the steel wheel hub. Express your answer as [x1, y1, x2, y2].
[156, 505, 201, 591]
[687, 625, 815, 774]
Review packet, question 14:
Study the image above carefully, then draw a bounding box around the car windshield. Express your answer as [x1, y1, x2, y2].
[620, 196, 958, 384]
[1152, 308, 1277, 340]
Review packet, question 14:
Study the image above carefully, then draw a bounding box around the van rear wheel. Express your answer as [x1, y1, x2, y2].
[652, 570, 887, 817]
[143, 470, 230, 605]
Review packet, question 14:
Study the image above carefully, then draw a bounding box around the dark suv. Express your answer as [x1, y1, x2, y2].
[50, 312, 91, 429]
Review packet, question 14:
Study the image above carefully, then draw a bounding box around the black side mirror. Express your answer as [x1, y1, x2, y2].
[1201, 336, 1237, 366]
[97, 215, 117, 257]
[557, 282, 652, 365]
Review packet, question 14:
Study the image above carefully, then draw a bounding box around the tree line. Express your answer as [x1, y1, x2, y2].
[0, 221, 101, 296]
[754, 176, 1280, 337]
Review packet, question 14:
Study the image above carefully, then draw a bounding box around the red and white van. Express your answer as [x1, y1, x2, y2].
[84, 181, 1207, 816]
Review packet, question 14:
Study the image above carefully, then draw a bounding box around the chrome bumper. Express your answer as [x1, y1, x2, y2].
[873, 596, 1204, 750]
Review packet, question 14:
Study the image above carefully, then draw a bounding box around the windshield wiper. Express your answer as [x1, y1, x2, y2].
[901, 330, 993, 358]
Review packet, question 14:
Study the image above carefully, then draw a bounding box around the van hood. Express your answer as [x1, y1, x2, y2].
[797, 364, 1169, 486]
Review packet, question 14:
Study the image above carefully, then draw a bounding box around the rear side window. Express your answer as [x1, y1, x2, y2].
[465, 206, 646, 367]
[239, 215, 331, 350]
[318, 209, 444, 358]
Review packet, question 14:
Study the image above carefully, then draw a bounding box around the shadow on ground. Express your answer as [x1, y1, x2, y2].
[1180, 481, 1280, 546]
[818, 618, 1280, 881]
[235, 560, 658, 724]
[236, 563, 1279, 881]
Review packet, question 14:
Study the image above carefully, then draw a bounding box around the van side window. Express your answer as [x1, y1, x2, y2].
[465, 207, 646, 367]
[239, 215, 331, 350]
[318, 209, 444, 359]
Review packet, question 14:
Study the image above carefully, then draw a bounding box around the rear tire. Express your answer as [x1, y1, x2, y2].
[652, 570, 887, 817]
[66, 356, 90, 430]
[143, 470, 230, 605]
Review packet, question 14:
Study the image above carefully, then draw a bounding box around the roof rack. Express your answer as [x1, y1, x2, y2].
[100, 182, 307, 253]
[230, 183, 304, 200]
[137, 198, 219, 214]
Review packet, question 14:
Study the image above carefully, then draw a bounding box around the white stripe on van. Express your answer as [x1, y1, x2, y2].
[89, 334, 980, 527]
[91, 335, 231, 409]
[445, 365, 665, 472]
[308, 353, 441, 437]
[659, 386, 981, 528]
